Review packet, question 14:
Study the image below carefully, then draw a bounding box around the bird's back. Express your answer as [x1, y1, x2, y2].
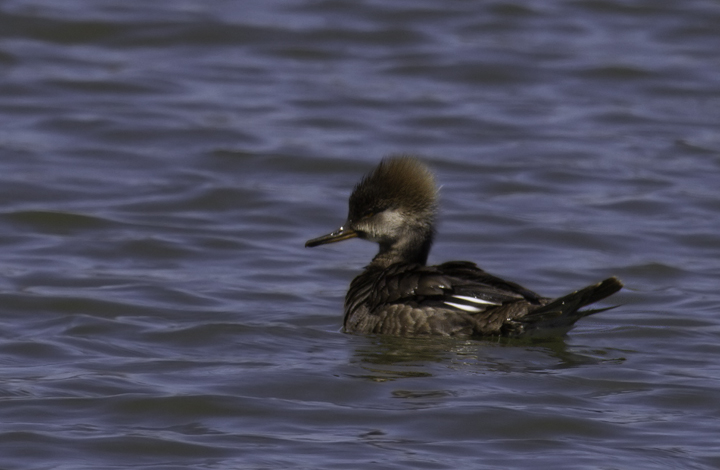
[344, 261, 622, 337]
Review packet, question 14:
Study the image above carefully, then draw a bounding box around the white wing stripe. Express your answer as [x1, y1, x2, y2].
[444, 301, 483, 313]
[452, 295, 499, 305]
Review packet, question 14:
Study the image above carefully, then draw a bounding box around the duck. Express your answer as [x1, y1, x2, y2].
[305, 156, 623, 337]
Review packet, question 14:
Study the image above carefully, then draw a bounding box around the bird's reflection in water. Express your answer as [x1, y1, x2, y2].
[350, 334, 626, 382]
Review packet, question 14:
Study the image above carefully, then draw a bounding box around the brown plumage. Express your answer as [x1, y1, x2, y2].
[306, 156, 623, 337]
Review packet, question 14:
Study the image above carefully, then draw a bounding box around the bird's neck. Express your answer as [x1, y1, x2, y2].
[369, 229, 434, 269]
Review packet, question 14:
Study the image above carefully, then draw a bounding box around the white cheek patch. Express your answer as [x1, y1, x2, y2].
[363, 209, 404, 242]
[379, 209, 404, 234]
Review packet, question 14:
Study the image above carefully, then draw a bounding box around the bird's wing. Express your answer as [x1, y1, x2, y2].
[365, 261, 543, 315]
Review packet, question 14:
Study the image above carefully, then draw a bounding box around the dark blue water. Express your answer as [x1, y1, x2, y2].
[1, 0, 720, 468]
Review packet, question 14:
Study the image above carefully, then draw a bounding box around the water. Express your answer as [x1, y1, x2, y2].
[1, 0, 720, 468]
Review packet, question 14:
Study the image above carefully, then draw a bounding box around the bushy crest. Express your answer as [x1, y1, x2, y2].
[349, 155, 438, 220]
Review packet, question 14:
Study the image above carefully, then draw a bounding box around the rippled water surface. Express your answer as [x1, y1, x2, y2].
[1, 0, 720, 468]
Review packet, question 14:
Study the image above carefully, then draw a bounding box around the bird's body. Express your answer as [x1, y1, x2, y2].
[306, 156, 622, 337]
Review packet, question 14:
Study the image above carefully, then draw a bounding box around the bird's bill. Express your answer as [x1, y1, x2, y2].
[305, 225, 358, 247]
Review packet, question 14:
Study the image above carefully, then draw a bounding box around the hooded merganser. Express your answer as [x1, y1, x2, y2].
[306, 156, 622, 337]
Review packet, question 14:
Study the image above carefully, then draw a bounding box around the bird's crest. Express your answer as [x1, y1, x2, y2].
[349, 155, 438, 218]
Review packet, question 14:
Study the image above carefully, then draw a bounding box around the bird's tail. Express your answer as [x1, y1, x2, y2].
[522, 276, 623, 333]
